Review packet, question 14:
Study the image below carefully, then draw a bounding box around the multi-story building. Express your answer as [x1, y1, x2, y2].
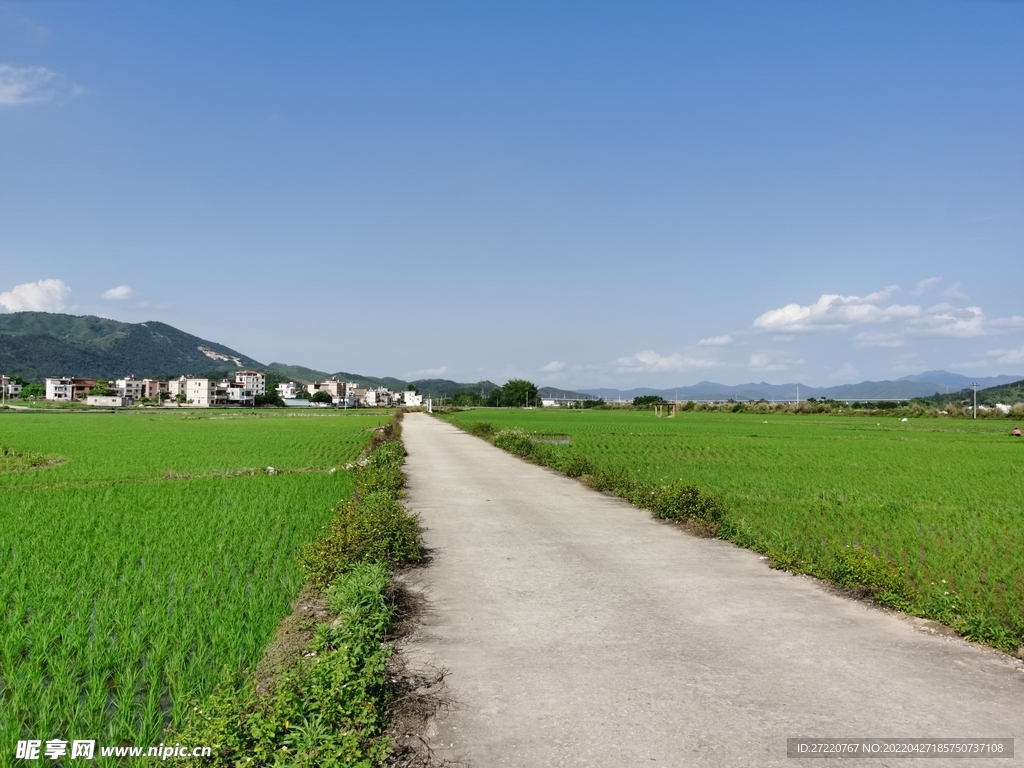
[115, 378, 145, 402]
[235, 370, 266, 396]
[1, 376, 23, 399]
[185, 379, 229, 408]
[222, 381, 254, 406]
[141, 379, 168, 401]
[45, 378, 74, 401]
[402, 391, 423, 407]
[167, 377, 189, 398]
[70, 378, 98, 400]
[276, 381, 301, 399]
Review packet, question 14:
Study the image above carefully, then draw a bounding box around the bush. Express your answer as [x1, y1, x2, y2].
[492, 427, 534, 458]
[300, 491, 421, 590]
[560, 452, 596, 478]
[648, 481, 725, 524]
[829, 547, 906, 596]
[300, 428, 420, 590]
[466, 421, 495, 438]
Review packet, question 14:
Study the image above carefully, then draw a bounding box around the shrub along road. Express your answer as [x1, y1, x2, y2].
[399, 414, 1023, 767]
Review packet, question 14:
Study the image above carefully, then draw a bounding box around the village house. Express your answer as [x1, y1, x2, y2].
[235, 370, 266, 396]
[45, 378, 74, 401]
[1, 376, 23, 398]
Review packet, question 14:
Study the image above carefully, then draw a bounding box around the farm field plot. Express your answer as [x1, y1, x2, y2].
[0, 410, 389, 762]
[444, 409, 1024, 642]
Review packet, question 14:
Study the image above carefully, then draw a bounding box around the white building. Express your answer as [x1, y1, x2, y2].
[276, 381, 302, 399]
[222, 381, 255, 406]
[45, 378, 74, 401]
[1, 376, 22, 399]
[186, 379, 228, 407]
[115, 378, 145, 401]
[167, 377, 189, 398]
[86, 396, 132, 407]
[235, 370, 266, 396]
[402, 391, 423, 407]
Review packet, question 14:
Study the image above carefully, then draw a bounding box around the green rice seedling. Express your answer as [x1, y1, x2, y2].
[0, 410, 384, 762]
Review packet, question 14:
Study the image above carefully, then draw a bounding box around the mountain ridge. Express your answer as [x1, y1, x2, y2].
[0, 312, 496, 398]
[580, 371, 1024, 402]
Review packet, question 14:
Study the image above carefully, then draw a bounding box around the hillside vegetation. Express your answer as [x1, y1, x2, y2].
[0, 312, 263, 380]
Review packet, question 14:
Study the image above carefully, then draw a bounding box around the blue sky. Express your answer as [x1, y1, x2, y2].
[1, 1, 1021, 388]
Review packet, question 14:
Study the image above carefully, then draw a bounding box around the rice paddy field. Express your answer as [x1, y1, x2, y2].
[444, 408, 1024, 641]
[0, 409, 389, 762]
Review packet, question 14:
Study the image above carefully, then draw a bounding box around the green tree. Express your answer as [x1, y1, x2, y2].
[633, 395, 666, 408]
[89, 382, 114, 397]
[311, 390, 333, 404]
[296, 390, 312, 400]
[451, 391, 483, 407]
[500, 379, 539, 408]
[19, 383, 44, 399]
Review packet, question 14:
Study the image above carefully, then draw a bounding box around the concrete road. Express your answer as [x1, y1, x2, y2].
[398, 413, 1023, 767]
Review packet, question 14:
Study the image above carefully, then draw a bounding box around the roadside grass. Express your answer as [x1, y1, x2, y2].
[172, 410, 423, 767]
[441, 409, 1024, 656]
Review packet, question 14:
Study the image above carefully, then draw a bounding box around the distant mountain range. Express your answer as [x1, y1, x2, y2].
[580, 373, 1024, 403]
[2, 312, 1018, 404]
[0, 312, 496, 398]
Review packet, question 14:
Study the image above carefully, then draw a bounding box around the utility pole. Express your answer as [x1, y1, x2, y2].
[972, 382, 979, 420]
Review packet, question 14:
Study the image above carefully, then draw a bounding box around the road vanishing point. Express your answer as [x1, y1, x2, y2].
[398, 413, 1023, 767]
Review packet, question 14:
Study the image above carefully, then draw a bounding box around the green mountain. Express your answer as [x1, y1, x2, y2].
[931, 379, 1024, 407]
[1, 313, 505, 397]
[409, 378, 499, 398]
[0, 312, 264, 381]
[265, 363, 332, 384]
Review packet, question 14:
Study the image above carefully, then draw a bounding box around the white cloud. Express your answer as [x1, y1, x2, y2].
[697, 335, 732, 346]
[831, 363, 859, 380]
[541, 360, 565, 372]
[911, 277, 939, 296]
[102, 285, 133, 301]
[854, 332, 904, 348]
[753, 286, 916, 333]
[748, 352, 799, 372]
[410, 366, 449, 377]
[0, 64, 77, 106]
[989, 346, 1024, 366]
[18, 18, 51, 42]
[943, 282, 968, 300]
[754, 286, 1023, 341]
[0, 279, 71, 312]
[615, 350, 721, 373]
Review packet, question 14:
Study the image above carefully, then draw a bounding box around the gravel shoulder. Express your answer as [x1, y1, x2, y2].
[398, 413, 1023, 767]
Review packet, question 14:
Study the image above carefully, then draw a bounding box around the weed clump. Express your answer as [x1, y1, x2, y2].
[492, 427, 535, 458]
[466, 421, 495, 438]
[301, 433, 420, 590]
[176, 564, 394, 767]
[648, 481, 725, 524]
[829, 547, 907, 597]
